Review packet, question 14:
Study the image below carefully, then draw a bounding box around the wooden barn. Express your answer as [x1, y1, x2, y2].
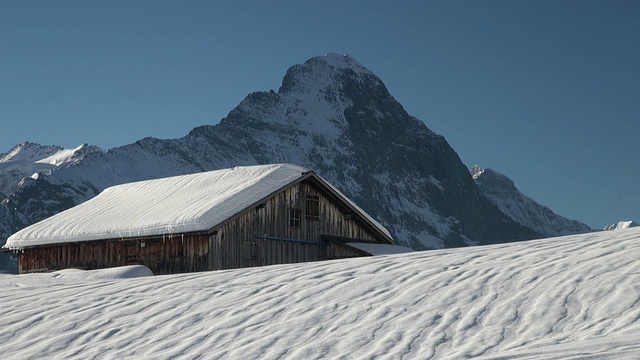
[3, 164, 407, 274]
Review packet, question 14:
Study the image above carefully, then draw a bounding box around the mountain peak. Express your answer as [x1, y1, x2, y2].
[603, 221, 639, 231]
[35, 143, 103, 166]
[278, 53, 378, 95]
[0, 142, 64, 163]
[309, 53, 371, 74]
[227, 53, 397, 138]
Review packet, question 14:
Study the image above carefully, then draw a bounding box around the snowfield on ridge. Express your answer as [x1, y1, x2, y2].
[1, 228, 640, 359]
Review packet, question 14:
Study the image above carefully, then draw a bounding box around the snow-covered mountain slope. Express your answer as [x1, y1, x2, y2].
[472, 165, 592, 237]
[0, 142, 103, 271]
[0, 142, 102, 199]
[0, 54, 542, 258]
[604, 220, 639, 230]
[0, 142, 62, 163]
[1, 227, 639, 359]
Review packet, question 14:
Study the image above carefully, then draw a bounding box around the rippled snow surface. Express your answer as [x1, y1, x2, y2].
[1, 228, 640, 359]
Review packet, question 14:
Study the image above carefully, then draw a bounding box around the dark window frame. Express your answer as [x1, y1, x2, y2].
[289, 208, 302, 228]
[242, 240, 258, 261]
[305, 195, 320, 221]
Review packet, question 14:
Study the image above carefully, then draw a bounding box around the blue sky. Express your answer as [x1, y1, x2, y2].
[1, 1, 638, 228]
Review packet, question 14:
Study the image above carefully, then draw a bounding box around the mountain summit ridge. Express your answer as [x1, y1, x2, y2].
[0, 54, 590, 271]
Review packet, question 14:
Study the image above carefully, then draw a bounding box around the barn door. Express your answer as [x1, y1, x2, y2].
[241, 240, 258, 267]
[124, 241, 139, 265]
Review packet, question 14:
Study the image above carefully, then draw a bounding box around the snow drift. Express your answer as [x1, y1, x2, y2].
[1, 227, 639, 359]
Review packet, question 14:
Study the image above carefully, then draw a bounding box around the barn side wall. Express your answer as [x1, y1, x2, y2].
[18, 234, 209, 275]
[210, 181, 381, 270]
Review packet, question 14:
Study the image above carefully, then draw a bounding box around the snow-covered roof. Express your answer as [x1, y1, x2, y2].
[4, 164, 392, 249]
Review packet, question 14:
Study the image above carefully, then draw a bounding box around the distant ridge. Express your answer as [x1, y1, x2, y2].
[603, 220, 639, 231]
[471, 165, 592, 237]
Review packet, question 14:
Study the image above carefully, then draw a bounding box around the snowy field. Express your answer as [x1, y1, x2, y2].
[1, 228, 640, 359]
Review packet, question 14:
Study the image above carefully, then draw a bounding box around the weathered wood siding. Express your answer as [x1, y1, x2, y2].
[210, 180, 380, 270]
[18, 234, 209, 275]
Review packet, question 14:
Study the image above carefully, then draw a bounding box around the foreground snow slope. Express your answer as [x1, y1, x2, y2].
[1, 228, 640, 359]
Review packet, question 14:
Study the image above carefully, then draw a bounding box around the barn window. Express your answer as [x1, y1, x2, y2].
[305, 195, 320, 221]
[290, 208, 301, 228]
[242, 240, 258, 261]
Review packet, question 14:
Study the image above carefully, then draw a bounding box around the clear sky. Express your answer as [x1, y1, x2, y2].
[1, 1, 638, 228]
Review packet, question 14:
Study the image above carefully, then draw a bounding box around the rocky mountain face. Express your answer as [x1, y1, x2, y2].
[471, 166, 592, 237]
[0, 53, 589, 271]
